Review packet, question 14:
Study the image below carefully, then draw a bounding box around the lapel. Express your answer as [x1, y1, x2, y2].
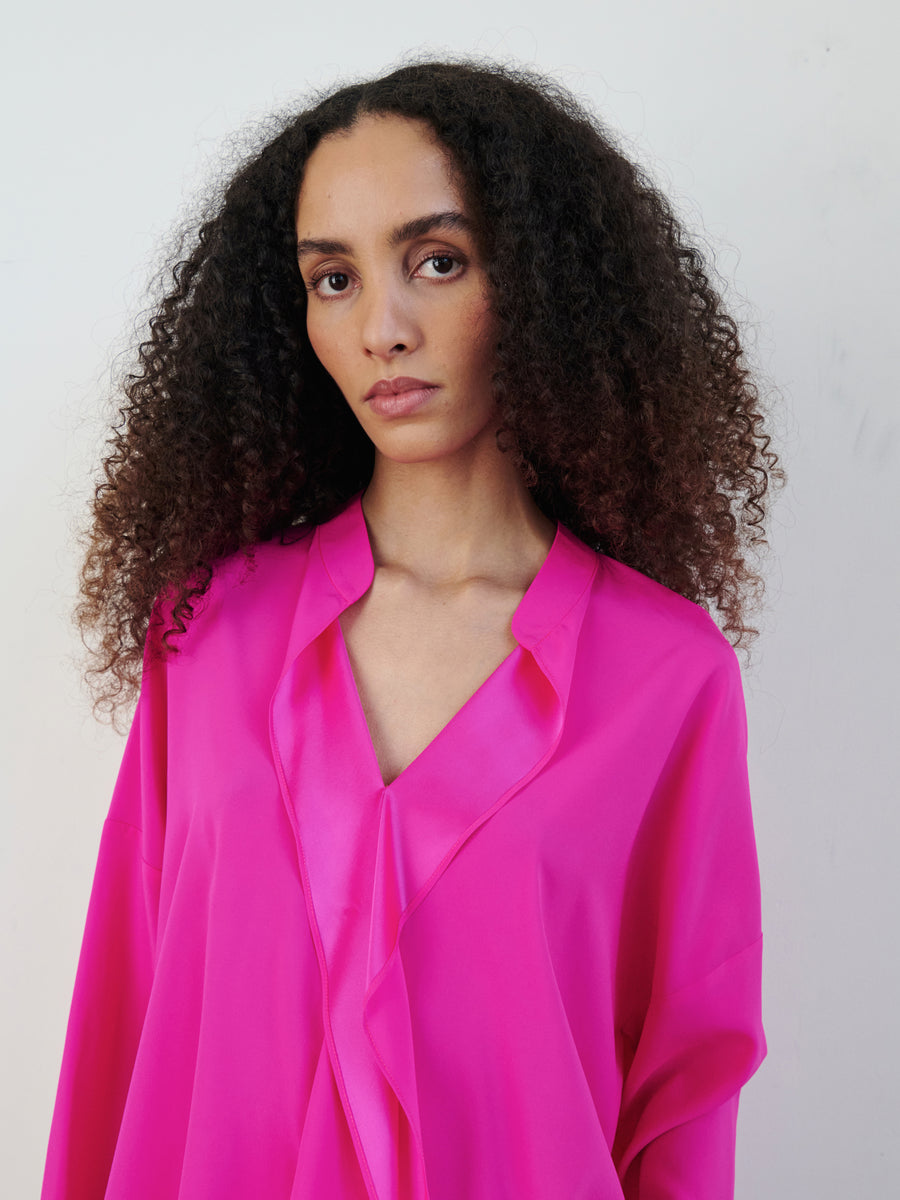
[269, 492, 599, 1198]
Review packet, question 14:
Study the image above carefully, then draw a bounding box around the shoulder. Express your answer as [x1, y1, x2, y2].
[208, 526, 316, 613]
[150, 525, 316, 667]
[582, 552, 740, 688]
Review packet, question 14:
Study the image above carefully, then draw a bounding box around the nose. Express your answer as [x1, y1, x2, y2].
[358, 277, 420, 360]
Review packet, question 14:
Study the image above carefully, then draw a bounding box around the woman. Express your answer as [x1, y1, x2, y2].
[43, 58, 779, 1199]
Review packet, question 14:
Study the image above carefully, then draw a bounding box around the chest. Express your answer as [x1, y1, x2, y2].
[337, 577, 522, 787]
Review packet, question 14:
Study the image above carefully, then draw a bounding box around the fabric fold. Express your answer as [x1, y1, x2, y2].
[270, 492, 598, 1198]
[613, 935, 767, 1183]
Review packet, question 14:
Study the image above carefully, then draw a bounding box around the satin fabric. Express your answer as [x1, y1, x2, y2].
[42, 491, 766, 1199]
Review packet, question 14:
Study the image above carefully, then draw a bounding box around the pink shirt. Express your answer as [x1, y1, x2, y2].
[42, 492, 766, 1199]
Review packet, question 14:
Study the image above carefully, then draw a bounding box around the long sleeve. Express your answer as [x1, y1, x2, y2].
[613, 651, 767, 1199]
[42, 660, 166, 1200]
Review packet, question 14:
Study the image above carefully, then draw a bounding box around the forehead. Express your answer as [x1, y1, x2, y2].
[295, 114, 464, 231]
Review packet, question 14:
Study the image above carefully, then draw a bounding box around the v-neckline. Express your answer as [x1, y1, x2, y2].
[333, 613, 524, 791]
[330, 502, 567, 791]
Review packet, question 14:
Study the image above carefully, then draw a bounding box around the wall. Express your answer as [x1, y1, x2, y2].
[3, 0, 897, 1193]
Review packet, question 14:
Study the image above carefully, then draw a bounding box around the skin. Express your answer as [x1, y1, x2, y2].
[294, 114, 557, 784]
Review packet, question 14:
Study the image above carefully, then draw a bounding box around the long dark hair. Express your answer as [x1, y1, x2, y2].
[77, 56, 782, 718]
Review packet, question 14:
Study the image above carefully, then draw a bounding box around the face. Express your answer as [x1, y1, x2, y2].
[294, 114, 500, 464]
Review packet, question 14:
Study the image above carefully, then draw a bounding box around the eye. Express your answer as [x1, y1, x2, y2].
[306, 270, 353, 298]
[415, 252, 463, 279]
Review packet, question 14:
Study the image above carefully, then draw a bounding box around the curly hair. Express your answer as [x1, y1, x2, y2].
[77, 56, 782, 719]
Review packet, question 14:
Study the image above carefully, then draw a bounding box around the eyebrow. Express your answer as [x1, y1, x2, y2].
[295, 210, 474, 260]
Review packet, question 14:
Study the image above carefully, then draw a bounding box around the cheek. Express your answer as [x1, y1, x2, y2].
[305, 312, 342, 376]
[460, 297, 498, 372]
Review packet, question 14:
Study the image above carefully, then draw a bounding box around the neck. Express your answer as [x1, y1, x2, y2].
[360, 436, 556, 590]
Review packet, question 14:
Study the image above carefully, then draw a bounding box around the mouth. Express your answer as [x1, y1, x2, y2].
[364, 376, 438, 401]
[363, 377, 440, 419]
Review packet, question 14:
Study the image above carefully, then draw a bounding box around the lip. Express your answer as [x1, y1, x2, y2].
[364, 376, 439, 418]
[364, 376, 437, 400]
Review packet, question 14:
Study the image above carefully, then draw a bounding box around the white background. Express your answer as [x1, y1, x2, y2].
[3, 1, 898, 1194]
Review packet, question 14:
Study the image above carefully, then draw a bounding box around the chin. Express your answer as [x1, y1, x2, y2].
[369, 437, 453, 465]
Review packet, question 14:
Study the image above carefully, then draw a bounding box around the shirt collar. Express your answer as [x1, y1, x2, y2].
[282, 489, 598, 710]
[318, 490, 598, 647]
